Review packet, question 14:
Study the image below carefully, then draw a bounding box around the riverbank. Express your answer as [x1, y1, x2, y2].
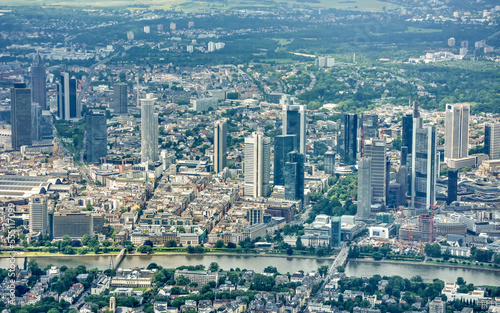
[0, 251, 336, 261]
[353, 258, 500, 272]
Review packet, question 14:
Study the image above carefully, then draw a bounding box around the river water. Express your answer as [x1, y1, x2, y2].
[2, 254, 498, 285]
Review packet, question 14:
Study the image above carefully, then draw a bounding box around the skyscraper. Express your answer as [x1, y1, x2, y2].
[11, 83, 32, 150]
[85, 110, 107, 164]
[244, 132, 271, 197]
[284, 151, 305, 202]
[214, 120, 227, 173]
[30, 52, 47, 110]
[29, 195, 48, 235]
[113, 83, 128, 114]
[282, 104, 306, 155]
[57, 73, 79, 120]
[324, 151, 336, 175]
[31, 103, 41, 142]
[484, 123, 500, 160]
[445, 103, 470, 162]
[447, 169, 458, 205]
[338, 113, 358, 165]
[363, 139, 387, 204]
[362, 114, 378, 139]
[357, 157, 372, 220]
[411, 123, 438, 212]
[274, 135, 296, 186]
[402, 114, 413, 153]
[141, 95, 159, 163]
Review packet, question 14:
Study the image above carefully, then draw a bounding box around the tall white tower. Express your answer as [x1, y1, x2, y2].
[445, 103, 470, 163]
[29, 195, 48, 235]
[244, 132, 271, 197]
[141, 94, 159, 163]
[214, 120, 227, 173]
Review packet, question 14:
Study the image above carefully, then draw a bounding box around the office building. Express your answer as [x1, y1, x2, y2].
[29, 195, 48, 235]
[363, 139, 387, 204]
[31, 103, 41, 142]
[331, 216, 341, 247]
[244, 132, 271, 197]
[57, 73, 79, 120]
[324, 151, 336, 175]
[357, 157, 372, 220]
[284, 151, 305, 202]
[402, 114, 413, 153]
[113, 83, 128, 114]
[141, 95, 159, 163]
[397, 163, 408, 204]
[362, 114, 378, 139]
[11, 83, 32, 150]
[282, 104, 306, 155]
[52, 211, 93, 239]
[411, 101, 438, 212]
[30, 52, 47, 110]
[40, 111, 54, 140]
[448, 169, 458, 205]
[85, 110, 107, 164]
[484, 123, 500, 160]
[247, 207, 263, 225]
[274, 135, 296, 186]
[445, 103, 470, 162]
[193, 97, 217, 112]
[214, 120, 227, 173]
[338, 113, 358, 165]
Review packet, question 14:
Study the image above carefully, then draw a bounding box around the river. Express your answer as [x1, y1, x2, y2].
[2, 254, 498, 285]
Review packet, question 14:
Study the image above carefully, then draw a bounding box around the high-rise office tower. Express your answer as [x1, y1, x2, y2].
[29, 195, 48, 235]
[31, 103, 41, 142]
[362, 114, 378, 139]
[113, 83, 128, 114]
[364, 139, 387, 204]
[11, 83, 32, 150]
[244, 132, 271, 197]
[447, 169, 458, 205]
[85, 110, 107, 164]
[330, 217, 341, 247]
[274, 135, 296, 186]
[411, 119, 438, 212]
[214, 120, 227, 173]
[57, 73, 79, 120]
[282, 104, 306, 155]
[141, 95, 159, 163]
[401, 146, 408, 166]
[324, 150, 336, 175]
[30, 52, 47, 110]
[402, 114, 413, 154]
[284, 151, 305, 202]
[445, 103, 470, 162]
[338, 113, 358, 165]
[357, 157, 372, 220]
[484, 123, 500, 160]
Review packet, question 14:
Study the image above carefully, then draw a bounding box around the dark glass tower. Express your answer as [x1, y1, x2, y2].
[57, 73, 79, 120]
[30, 52, 47, 110]
[113, 83, 128, 114]
[11, 83, 32, 150]
[284, 151, 305, 202]
[447, 169, 458, 205]
[402, 114, 413, 154]
[338, 113, 358, 165]
[274, 135, 296, 186]
[85, 110, 107, 163]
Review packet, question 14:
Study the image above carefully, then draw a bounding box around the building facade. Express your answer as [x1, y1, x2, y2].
[244, 132, 271, 197]
[11, 83, 32, 150]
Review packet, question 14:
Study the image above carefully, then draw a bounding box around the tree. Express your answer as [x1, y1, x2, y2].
[251, 274, 275, 291]
[137, 245, 152, 254]
[263, 266, 278, 274]
[296, 236, 304, 250]
[144, 240, 154, 247]
[81, 234, 90, 246]
[165, 240, 177, 247]
[318, 265, 328, 277]
[175, 275, 191, 286]
[209, 262, 219, 272]
[214, 240, 225, 248]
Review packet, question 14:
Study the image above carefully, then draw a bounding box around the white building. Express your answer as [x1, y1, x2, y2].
[244, 132, 271, 197]
[29, 195, 48, 235]
[445, 103, 470, 164]
[141, 95, 159, 163]
[144, 26, 150, 34]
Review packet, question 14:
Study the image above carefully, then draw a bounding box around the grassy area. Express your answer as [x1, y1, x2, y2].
[1, 0, 399, 12]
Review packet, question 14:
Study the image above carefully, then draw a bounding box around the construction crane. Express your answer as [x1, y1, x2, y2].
[406, 199, 440, 243]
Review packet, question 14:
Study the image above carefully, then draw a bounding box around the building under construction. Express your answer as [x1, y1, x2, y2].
[399, 214, 433, 242]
